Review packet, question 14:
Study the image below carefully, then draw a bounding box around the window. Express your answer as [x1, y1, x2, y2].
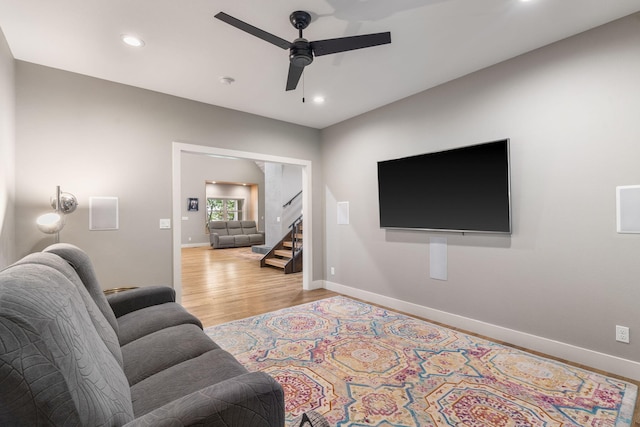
[207, 198, 243, 222]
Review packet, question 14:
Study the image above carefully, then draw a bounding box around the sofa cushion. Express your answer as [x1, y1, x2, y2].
[130, 348, 249, 417]
[130, 372, 285, 427]
[241, 220, 258, 234]
[218, 235, 236, 246]
[43, 243, 120, 336]
[227, 221, 243, 235]
[249, 233, 265, 243]
[12, 252, 123, 367]
[122, 324, 219, 386]
[209, 221, 229, 236]
[234, 235, 250, 246]
[0, 263, 134, 426]
[117, 302, 203, 345]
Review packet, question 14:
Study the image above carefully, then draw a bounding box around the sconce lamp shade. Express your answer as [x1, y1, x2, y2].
[36, 212, 66, 234]
[36, 186, 78, 238]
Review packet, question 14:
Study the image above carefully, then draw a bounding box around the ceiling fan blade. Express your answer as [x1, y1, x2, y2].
[311, 32, 391, 56]
[286, 63, 305, 91]
[214, 12, 291, 50]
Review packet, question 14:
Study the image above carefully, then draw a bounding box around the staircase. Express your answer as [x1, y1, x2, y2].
[261, 217, 303, 274]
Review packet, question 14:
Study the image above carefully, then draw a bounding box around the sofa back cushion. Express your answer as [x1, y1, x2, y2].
[12, 252, 123, 367]
[241, 220, 258, 235]
[209, 221, 229, 236]
[226, 221, 243, 235]
[43, 243, 119, 336]
[0, 263, 134, 426]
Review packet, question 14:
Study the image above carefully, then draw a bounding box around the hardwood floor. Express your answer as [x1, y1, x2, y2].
[181, 246, 337, 327]
[181, 245, 640, 426]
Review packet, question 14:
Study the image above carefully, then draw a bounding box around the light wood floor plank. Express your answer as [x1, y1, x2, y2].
[181, 246, 337, 327]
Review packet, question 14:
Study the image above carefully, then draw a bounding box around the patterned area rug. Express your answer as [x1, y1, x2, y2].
[205, 296, 637, 426]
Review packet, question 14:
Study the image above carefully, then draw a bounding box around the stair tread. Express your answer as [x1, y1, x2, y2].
[274, 249, 293, 258]
[265, 258, 288, 268]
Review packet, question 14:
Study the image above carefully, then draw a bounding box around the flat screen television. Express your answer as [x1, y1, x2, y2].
[377, 139, 511, 233]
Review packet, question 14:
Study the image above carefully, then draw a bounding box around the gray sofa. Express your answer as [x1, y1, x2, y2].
[209, 220, 265, 249]
[0, 243, 284, 426]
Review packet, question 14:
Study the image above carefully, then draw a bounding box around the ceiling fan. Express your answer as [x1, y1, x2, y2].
[214, 11, 391, 91]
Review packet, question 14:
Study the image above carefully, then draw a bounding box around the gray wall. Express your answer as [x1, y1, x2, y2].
[265, 163, 303, 246]
[281, 164, 303, 230]
[0, 28, 15, 268]
[322, 14, 640, 363]
[180, 153, 265, 246]
[14, 61, 322, 288]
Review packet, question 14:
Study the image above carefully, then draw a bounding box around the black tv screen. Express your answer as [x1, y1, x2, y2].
[377, 139, 511, 233]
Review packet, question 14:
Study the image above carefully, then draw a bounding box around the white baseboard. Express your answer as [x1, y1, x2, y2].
[307, 280, 325, 291]
[181, 243, 210, 248]
[323, 280, 640, 381]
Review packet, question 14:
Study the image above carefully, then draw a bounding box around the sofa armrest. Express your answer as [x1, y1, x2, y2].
[124, 372, 284, 427]
[107, 286, 176, 318]
[210, 233, 220, 248]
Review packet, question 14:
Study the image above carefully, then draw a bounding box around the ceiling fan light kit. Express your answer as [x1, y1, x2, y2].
[214, 10, 391, 91]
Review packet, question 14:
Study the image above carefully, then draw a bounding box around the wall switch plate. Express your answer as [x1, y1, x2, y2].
[159, 219, 171, 229]
[616, 325, 630, 343]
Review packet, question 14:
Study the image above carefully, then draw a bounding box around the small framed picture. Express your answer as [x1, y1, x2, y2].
[188, 198, 199, 211]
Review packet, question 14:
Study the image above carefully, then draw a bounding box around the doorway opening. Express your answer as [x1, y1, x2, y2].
[172, 142, 314, 303]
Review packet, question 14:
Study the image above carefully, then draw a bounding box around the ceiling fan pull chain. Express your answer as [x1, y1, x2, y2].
[302, 71, 305, 103]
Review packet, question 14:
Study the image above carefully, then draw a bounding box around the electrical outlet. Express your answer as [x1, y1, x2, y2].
[616, 325, 630, 343]
[330, 267, 335, 275]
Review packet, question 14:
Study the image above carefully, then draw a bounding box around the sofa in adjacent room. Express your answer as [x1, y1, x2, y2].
[0, 243, 284, 426]
[209, 220, 265, 249]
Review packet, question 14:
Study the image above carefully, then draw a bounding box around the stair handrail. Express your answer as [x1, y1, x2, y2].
[283, 191, 302, 208]
[289, 216, 303, 258]
[288, 214, 303, 229]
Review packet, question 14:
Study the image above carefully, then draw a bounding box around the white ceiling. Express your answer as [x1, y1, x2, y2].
[1, 0, 639, 129]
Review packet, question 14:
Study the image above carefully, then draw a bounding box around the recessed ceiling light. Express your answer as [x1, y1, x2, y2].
[313, 96, 325, 104]
[121, 34, 145, 47]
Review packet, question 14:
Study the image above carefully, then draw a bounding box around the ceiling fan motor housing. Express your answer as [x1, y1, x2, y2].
[290, 38, 313, 67]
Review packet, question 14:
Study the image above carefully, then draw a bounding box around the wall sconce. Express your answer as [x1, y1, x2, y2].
[36, 186, 78, 242]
